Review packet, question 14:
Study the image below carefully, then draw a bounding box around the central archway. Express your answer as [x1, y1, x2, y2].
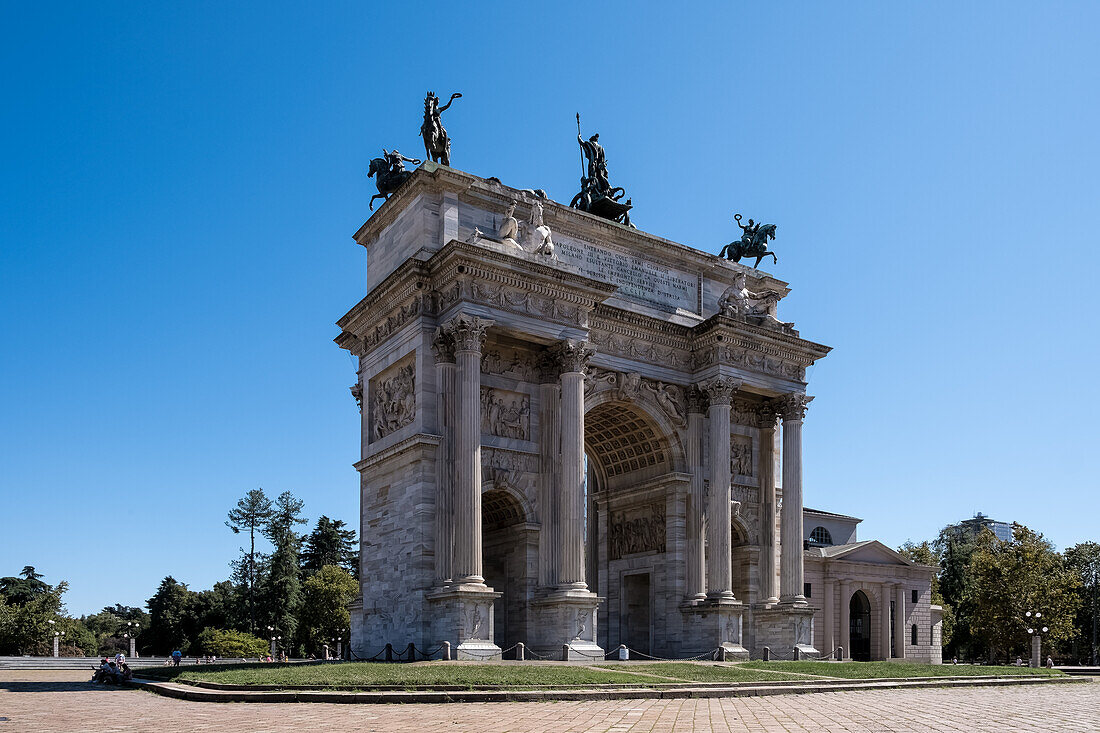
[849, 590, 872, 661]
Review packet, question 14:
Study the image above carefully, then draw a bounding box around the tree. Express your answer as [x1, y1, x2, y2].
[261, 491, 306, 648]
[898, 540, 955, 648]
[968, 523, 1081, 662]
[146, 576, 194, 654]
[297, 565, 359, 654]
[226, 488, 273, 635]
[0, 566, 51, 606]
[301, 516, 358, 576]
[1065, 542, 1100, 665]
[194, 627, 268, 658]
[0, 578, 68, 655]
[932, 524, 981, 659]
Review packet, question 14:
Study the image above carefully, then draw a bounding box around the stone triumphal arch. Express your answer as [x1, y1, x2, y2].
[337, 164, 830, 659]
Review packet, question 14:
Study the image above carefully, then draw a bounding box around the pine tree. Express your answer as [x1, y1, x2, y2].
[225, 489, 273, 635]
[301, 516, 358, 576]
[261, 491, 306, 649]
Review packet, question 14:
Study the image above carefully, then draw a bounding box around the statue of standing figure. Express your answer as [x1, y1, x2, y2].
[570, 115, 633, 227]
[420, 91, 462, 166]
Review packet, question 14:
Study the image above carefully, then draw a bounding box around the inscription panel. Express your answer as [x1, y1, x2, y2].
[555, 236, 700, 313]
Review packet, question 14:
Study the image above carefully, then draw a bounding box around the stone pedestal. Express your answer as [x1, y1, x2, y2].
[680, 600, 749, 658]
[427, 586, 503, 660]
[752, 605, 817, 659]
[528, 590, 604, 660]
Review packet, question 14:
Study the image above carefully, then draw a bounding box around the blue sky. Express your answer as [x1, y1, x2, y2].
[2, 2, 1097, 616]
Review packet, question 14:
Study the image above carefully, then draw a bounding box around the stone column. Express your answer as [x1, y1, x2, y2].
[704, 377, 741, 600]
[880, 583, 894, 660]
[839, 580, 851, 659]
[823, 578, 835, 656]
[432, 328, 457, 586]
[685, 387, 706, 601]
[552, 340, 594, 589]
[537, 355, 561, 588]
[779, 394, 811, 604]
[757, 403, 780, 604]
[445, 314, 493, 586]
[895, 584, 906, 659]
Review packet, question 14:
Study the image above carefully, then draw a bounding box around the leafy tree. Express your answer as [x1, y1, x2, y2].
[226, 488, 273, 635]
[898, 540, 955, 648]
[193, 627, 268, 658]
[297, 565, 359, 654]
[301, 516, 358, 576]
[932, 525, 981, 659]
[0, 578, 68, 655]
[0, 566, 51, 606]
[261, 491, 306, 647]
[968, 523, 1081, 662]
[1065, 541, 1100, 665]
[82, 604, 151, 656]
[146, 576, 194, 654]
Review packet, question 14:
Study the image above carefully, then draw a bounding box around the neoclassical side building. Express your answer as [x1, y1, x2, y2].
[337, 163, 938, 661]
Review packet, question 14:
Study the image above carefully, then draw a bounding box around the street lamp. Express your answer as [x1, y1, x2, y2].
[336, 628, 346, 660]
[1025, 611, 1049, 668]
[123, 621, 141, 659]
[266, 626, 277, 657]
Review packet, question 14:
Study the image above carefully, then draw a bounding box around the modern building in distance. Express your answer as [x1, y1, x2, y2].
[949, 512, 1012, 541]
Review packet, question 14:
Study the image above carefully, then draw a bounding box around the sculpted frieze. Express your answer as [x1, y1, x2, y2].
[608, 502, 667, 560]
[480, 387, 531, 441]
[588, 329, 691, 371]
[481, 447, 539, 474]
[732, 484, 758, 507]
[731, 434, 754, 478]
[369, 359, 416, 442]
[481, 345, 539, 382]
[692, 344, 806, 382]
[583, 367, 687, 427]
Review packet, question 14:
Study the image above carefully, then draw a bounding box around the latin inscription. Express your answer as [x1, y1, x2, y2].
[556, 238, 699, 313]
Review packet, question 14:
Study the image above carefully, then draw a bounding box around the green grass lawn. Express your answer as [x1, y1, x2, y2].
[594, 662, 806, 683]
[136, 662, 660, 689]
[738, 661, 1065, 679]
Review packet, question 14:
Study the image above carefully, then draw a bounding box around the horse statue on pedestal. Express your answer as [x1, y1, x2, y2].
[719, 214, 778, 268]
[367, 149, 421, 210]
[420, 91, 462, 166]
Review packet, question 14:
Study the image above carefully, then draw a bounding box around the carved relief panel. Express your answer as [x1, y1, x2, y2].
[480, 387, 531, 440]
[608, 502, 667, 560]
[730, 434, 754, 479]
[369, 357, 416, 443]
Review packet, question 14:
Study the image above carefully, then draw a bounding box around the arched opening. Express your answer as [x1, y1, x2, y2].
[849, 590, 872, 661]
[809, 526, 832, 546]
[481, 488, 530, 657]
[911, 623, 918, 647]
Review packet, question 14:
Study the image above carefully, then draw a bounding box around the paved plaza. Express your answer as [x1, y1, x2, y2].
[0, 671, 1096, 732]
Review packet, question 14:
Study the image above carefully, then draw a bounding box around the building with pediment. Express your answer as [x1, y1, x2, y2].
[336, 163, 940, 662]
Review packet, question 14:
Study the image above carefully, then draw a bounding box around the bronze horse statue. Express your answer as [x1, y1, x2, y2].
[367, 150, 421, 210]
[420, 91, 462, 166]
[720, 222, 778, 268]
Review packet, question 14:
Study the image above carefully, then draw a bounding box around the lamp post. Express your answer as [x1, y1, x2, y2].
[124, 621, 140, 658]
[266, 626, 277, 657]
[336, 628, 346, 660]
[1025, 611, 1049, 668]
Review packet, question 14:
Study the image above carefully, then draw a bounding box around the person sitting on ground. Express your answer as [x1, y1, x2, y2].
[119, 662, 133, 682]
[92, 658, 112, 683]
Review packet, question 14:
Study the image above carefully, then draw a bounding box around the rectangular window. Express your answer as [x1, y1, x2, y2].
[804, 582, 812, 598]
[912, 589, 919, 604]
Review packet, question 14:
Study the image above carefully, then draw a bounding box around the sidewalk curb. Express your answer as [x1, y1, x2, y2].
[127, 674, 1087, 704]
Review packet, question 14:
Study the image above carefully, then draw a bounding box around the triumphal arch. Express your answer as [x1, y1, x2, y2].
[337, 163, 831, 659]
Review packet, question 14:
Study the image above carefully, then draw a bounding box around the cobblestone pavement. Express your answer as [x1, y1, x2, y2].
[0, 671, 1096, 732]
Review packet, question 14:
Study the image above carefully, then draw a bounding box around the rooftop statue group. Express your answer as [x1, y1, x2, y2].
[368, 92, 780, 267]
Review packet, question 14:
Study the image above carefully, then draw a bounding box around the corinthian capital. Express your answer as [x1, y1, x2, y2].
[443, 314, 493, 353]
[702, 376, 742, 406]
[431, 327, 456, 364]
[756, 400, 780, 430]
[779, 393, 814, 421]
[551, 339, 595, 374]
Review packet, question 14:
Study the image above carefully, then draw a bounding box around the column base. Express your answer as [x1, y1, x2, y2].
[528, 588, 604, 661]
[427, 585, 503, 660]
[751, 605, 817, 659]
[679, 598, 748, 659]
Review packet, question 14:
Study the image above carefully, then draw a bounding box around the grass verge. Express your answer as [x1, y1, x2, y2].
[593, 663, 806, 683]
[738, 661, 1065, 679]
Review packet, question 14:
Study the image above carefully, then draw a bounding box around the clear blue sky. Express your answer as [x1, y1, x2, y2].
[2, 2, 1097, 616]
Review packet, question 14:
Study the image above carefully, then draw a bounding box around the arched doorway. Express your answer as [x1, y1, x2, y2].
[481, 488, 530, 657]
[849, 590, 872, 661]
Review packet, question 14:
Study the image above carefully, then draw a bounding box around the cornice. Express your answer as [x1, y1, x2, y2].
[354, 433, 442, 472]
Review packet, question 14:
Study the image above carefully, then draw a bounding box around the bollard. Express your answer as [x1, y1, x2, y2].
[837, 646, 844, 661]
[793, 647, 801, 661]
[562, 644, 570, 661]
[516, 642, 525, 661]
[384, 643, 394, 662]
[404, 642, 415, 661]
[762, 646, 770, 661]
[441, 641, 451, 661]
[717, 646, 727, 662]
[618, 644, 629, 661]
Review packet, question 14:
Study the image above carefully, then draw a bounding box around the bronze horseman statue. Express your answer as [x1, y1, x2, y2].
[719, 213, 778, 268]
[420, 91, 462, 166]
[367, 148, 422, 210]
[570, 114, 634, 227]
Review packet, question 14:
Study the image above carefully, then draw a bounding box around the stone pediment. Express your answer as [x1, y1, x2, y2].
[817, 540, 914, 567]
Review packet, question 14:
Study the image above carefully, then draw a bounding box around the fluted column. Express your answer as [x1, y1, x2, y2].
[552, 339, 594, 590]
[823, 578, 836, 655]
[445, 314, 493, 586]
[895, 585, 906, 658]
[432, 328, 457, 586]
[685, 388, 706, 601]
[704, 376, 740, 600]
[839, 580, 851, 659]
[757, 403, 780, 604]
[537, 354, 561, 587]
[881, 583, 894, 659]
[779, 394, 811, 604]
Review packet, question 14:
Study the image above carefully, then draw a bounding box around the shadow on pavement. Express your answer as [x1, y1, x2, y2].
[0, 680, 135, 693]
